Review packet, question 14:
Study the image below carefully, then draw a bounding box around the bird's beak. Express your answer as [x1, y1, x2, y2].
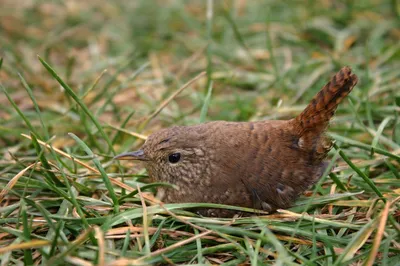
[113, 149, 148, 161]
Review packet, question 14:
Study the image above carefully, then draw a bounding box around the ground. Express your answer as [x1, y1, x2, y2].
[0, 1, 399, 265]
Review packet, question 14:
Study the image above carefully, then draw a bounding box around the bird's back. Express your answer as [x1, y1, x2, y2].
[198, 120, 328, 213]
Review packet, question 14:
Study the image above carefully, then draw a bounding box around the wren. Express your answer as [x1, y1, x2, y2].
[115, 67, 358, 217]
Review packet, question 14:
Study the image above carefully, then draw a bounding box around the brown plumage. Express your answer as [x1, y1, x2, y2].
[115, 66, 358, 217]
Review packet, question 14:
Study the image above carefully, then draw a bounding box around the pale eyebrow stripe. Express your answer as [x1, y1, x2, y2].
[158, 138, 170, 145]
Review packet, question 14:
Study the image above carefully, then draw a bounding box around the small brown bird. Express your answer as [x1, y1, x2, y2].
[115, 67, 358, 217]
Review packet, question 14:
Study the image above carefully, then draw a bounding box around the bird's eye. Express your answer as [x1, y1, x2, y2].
[168, 153, 181, 163]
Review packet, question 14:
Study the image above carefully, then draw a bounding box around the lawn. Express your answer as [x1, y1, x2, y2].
[0, 0, 399, 265]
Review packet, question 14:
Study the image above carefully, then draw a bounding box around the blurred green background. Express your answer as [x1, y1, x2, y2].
[0, 0, 399, 265]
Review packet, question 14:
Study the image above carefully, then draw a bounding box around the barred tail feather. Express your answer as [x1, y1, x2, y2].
[295, 66, 358, 135]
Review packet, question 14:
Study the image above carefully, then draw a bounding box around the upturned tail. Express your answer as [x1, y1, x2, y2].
[294, 66, 358, 135]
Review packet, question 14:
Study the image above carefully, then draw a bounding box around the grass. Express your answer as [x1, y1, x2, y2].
[0, 0, 399, 265]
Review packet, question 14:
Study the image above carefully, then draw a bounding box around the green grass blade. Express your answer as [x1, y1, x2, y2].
[330, 133, 400, 161]
[96, 61, 149, 117]
[38, 56, 115, 154]
[90, 54, 137, 106]
[18, 73, 49, 140]
[334, 143, 385, 201]
[205, 0, 214, 97]
[112, 110, 135, 145]
[121, 229, 131, 256]
[30, 133, 64, 187]
[1, 84, 39, 137]
[49, 221, 65, 257]
[118, 182, 172, 204]
[21, 200, 34, 264]
[329, 172, 348, 191]
[68, 133, 119, 212]
[371, 116, 393, 155]
[333, 219, 376, 265]
[222, 8, 262, 72]
[199, 80, 213, 123]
